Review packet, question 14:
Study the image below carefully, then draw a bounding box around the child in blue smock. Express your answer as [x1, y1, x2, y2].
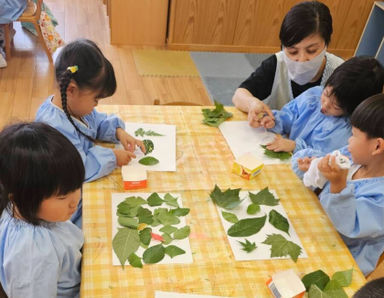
[256, 56, 384, 154]
[294, 94, 384, 276]
[0, 122, 85, 297]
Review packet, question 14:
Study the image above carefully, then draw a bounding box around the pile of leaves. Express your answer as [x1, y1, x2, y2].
[202, 101, 233, 127]
[113, 193, 190, 268]
[211, 185, 302, 262]
[302, 268, 353, 298]
[260, 145, 292, 161]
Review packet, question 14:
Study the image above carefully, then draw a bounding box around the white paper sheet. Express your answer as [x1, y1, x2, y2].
[112, 192, 193, 266]
[216, 190, 307, 261]
[124, 122, 176, 171]
[155, 291, 230, 298]
[219, 121, 291, 164]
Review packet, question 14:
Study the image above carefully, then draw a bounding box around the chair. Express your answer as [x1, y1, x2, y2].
[153, 99, 202, 106]
[3, 0, 53, 62]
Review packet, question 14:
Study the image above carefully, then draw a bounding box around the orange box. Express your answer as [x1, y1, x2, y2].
[122, 165, 147, 190]
[232, 152, 264, 180]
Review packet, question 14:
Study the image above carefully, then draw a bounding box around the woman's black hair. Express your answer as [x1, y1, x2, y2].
[279, 1, 332, 47]
[354, 277, 384, 298]
[0, 122, 85, 225]
[55, 39, 117, 141]
[325, 56, 384, 116]
[351, 93, 384, 139]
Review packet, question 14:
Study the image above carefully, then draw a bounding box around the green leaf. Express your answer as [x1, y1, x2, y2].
[161, 233, 173, 245]
[227, 216, 266, 237]
[202, 101, 233, 127]
[308, 284, 331, 298]
[210, 184, 242, 210]
[170, 208, 190, 217]
[135, 128, 164, 137]
[238, 239, 257, 253]
[262, 234, 302, 262]
[260, 145, 292, 160]
[164, 193, 179, 208]
[123, 196, 147, 208]
[323, 280, 348, 298]
[135, 128, 145, 137]
[143, 139, 154, 155]
[155, 208, 180, 225]
[330, 268, 353, 287]
[118, 216, 138, 228]
[173, 226, 191, 239]
[137, 207, 153, 225]
[147, 192, 164, 206]
[247, 204, 260, 215]
[128, 253, 143, 268]
[112, 228, 140, 267]
[139, 227, 152, 246]
[142, 244, 165, 264]
[164, 245, 186, 258]
[160, 225, 178, 235]
[139, 156, 159, 166]
[302, 270, 330, 291]
[151, 217, 161, 227]
[221, 211, 239, 223]
[249, 187, 279, 206]
[117, 203, 139, 217]
[269, 209, 290, 234]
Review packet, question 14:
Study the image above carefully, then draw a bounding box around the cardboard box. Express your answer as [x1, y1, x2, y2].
[122, 165, 147, 190]
[266, 269, 306, 298]
[232, 152, 264, 180]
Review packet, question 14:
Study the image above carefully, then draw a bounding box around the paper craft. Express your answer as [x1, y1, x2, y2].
[111, 192, 193, 266]
[215, 190, 307, 261]
[155, 292, 230, 298]
[219, 121, 290, 164]
[124, 123, 176, 171]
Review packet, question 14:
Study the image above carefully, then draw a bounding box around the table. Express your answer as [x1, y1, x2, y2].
[81, 105, 366, 297]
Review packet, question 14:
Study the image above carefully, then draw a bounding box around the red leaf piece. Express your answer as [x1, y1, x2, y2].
[151, 232, 164, 242]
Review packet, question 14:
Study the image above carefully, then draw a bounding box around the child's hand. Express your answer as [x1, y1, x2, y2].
[260, 116, 275, 129]
[113, 149, 136, 166]
[266, 135, 295, 152]
[318, 155, 348, 193]
[298, 156, 316, 172]
[116, 128, 145, 153]
[248, 101, 274, 128]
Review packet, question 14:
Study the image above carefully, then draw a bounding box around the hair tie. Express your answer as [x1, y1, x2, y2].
[67, 65, 78, 74]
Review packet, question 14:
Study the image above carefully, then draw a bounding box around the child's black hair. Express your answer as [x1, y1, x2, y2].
[0, 122, 85, 225]
[55, 39, 117, 141]
[325, 56, 384, 116]
[351, 93, 384, 139]
[353, 277, 384, 298]
[279, 1, 333, 47]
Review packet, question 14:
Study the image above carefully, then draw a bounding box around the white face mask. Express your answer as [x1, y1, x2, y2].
[283, 47, 327, 85]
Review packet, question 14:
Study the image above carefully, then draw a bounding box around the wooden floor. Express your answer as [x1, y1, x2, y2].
[0, 0, 212, 129]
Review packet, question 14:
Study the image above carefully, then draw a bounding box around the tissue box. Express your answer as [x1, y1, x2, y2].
[232, 153, 264, 180]
[122, 165, 147, 190]
[266, 269, 306, 298]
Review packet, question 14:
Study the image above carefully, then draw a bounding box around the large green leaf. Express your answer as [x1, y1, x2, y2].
[143, 139, 154, 155]
[164, 193, 179, 207]
[139, 156, 159, 166]
[139, 227, 152, 246]
[202, 101, 233, 127]
[221, 211, 239, 223]
[118, 216, 138, 229]
[302, 270, 330, 291]
[269, 209, 290, 234]
[142, 244, 165, 264]
[123, 196, 147, 208]
[249, 187, 279, 206]
[164, 245, 186, 258]
[330, 268, 353, 287]
[227, 216, 266, 237]
[260, 145, 292, 160]
[210, 185, 242, 210]
[173, 226, 191, 240]
[170, 208, 190, 217]
[154, 208, 180, 225]
[238, 239, 257, 253]
[128, 253, 143, 268]
[112, 228, 140, 267]
[147, 192, 164, 206]
[262, 234, 302, 262]
[308, 285, 331, 298]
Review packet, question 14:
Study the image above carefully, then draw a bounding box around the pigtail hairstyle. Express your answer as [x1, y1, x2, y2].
[0, 122, 85, 225]
[55, 39, 117, 141]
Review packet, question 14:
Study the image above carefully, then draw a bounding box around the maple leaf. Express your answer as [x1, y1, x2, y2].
[249, 187, 279, 206]
[262, 234, 302, 262]
[202, 101, 233, 127]
[260, 145, 292, 160]
[210, 184, 242, 210]
[238, 239, 257, 253]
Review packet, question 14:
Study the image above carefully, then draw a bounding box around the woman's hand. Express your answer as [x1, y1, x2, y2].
[297, 156, 316, 172]
[318, 155, 348, 193]
[116, 128, 145, 153]
[113, 149, 136, 166]
[266, 135, 295, 152]
[248, 100, 274, 128]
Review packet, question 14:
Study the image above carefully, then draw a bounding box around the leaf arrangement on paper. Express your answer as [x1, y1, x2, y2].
[202, 100, 233, 127]
[135, 128, 164, 137]
[260, 145, 292, 161]
[302, 268, 353, 298]
[211, 186, 305, 261]
[112, 193, 191, 268]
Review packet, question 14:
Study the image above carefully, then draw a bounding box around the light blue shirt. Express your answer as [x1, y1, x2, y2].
[0, 209, 83, 297]
[0, 0, 27, 24]
[270, 86, 351, 154]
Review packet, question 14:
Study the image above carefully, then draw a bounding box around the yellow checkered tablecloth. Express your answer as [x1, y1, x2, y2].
[81, 105, 366, 297]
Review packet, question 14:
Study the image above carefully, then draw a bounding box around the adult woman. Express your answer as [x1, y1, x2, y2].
[233, 1, 344, 127]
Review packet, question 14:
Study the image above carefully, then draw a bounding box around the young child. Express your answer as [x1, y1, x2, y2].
[0, 122, 85, 297]
[35, 39, 145, 183]
[294, 94, 384, 276]
[256, 56, 384, 154]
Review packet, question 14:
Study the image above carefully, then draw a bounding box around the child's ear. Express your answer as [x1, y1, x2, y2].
[372, 138, 384, 155]
[66, 81, 79, 99]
